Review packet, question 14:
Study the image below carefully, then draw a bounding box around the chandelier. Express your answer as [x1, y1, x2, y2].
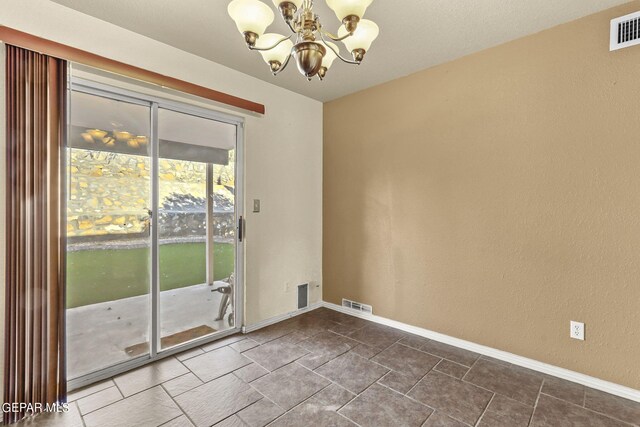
[228, 0, 379, 80]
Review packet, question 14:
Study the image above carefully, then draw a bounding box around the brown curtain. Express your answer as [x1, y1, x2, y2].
[4, 44, 67, 424]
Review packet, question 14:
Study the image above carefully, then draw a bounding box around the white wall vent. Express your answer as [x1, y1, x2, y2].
[610, 11, 640, 51]
[297, 284, 309, 310]
[342, 298, 373, 315]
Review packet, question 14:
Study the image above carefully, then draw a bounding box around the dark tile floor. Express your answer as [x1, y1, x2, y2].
[23, 307, 640, 426]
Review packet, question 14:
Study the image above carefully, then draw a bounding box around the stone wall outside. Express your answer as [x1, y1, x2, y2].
[67, 149, 235, 242]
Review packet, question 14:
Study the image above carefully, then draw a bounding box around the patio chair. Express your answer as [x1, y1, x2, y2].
[212, 273, 234, 327]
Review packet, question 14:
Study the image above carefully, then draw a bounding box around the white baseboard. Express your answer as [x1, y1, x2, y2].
[321, 301, 640, 403]
[242, 302, 322, 334]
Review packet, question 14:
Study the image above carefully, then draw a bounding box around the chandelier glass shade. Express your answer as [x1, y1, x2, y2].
[257, 33, 295, 70]
[338, 18, 378, 61]
[325, 0, 373, 21]
[227, 0, 379, 80]
[228, 0, 275, 37]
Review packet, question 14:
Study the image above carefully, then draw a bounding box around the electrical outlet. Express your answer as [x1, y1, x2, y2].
[570, 321, 585, 341]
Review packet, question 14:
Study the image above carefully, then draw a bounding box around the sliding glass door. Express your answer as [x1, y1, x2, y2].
[157, 108, 238, 350]
[65, 79, 243, 384]
[66, 91, 153, 379]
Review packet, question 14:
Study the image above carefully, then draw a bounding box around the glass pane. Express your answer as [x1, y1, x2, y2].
[66, 91, 151, 379]
[158, 108, 236, 350]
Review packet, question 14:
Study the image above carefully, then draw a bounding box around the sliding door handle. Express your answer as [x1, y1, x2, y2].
[238, 216, 245, 242]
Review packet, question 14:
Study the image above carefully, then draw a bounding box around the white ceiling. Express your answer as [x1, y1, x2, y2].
[51, 0, 629, 102]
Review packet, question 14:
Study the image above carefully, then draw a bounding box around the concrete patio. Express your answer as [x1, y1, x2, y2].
[66, 281, 233, 379]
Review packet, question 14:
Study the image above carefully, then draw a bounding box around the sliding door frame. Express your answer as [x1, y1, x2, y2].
[67, 76, 245, 391]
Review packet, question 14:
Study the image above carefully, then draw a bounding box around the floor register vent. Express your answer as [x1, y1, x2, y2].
[611, 11, 640, 51]
[342, 298, 373, 315]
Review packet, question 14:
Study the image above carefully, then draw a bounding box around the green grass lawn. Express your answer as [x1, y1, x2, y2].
[66, 242, 234, 308]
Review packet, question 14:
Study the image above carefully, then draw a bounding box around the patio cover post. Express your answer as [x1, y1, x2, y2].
[206, 163, 215, 285]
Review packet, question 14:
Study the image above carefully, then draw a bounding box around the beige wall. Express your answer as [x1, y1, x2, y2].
[0, 0, 322, 332]
[324, 1, 640, 389]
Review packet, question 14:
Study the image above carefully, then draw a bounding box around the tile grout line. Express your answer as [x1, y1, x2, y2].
[474, 392, 496, 427]
[457, 358, 591, 411]
[455, 358, 527, 401]
[157, 413, 188, 427]
[174, 347, 205, 362]
[174, 354, 207, 385]
[104, 355, 188, 399]
[244, 326, 301, 347]
[528, 379, 545, 426]
[403, 339, 481, 370]
[420, 411, 435, 427]
[375, 379, 437, 412]
[261, 373, 354, 427]
[67, 379, 116, 405]
[75, 386, 124, 418]
[431, 362, 470, 382]
[240, 352, 276, 375]
[159, 381, 197, 427]
[76, 402, 88, 427]
[244, 356, 332, 414]
[352, 377, 435, 426]
[337, 411, 364, 427]
[460, 355, 482, 382]
[339, 374, 394, 426]
[372, 369, 472, 426]
[200, 334, 248, 353]
[294, 346, 351, 371]
[109, 377, 126, 401]
[538, 392, 636, 426]
[405, 364, 440, 396]
[163, 372, 204, 399]
[235, 394, 280, 426]
[186, 370, 269, 426]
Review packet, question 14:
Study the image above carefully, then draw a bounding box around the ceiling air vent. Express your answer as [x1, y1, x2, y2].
[342, 298, 373, 315]
[610, 11, 640, 51]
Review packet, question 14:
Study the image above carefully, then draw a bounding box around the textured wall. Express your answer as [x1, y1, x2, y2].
[324, 2, 640, 389]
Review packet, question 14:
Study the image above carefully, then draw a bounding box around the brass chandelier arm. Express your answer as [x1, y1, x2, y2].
[273, 47, 295, 75]
[318, 32, 361, 65]
[319, 29, 353, 42]
[248, 34, 294, 52]
[285, 19, 297, 34]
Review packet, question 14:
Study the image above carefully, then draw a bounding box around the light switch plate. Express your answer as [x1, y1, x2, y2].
[253, 199, 260, 213]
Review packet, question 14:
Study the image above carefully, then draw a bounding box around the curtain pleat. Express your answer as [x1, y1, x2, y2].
[4, 44, 67, 424]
